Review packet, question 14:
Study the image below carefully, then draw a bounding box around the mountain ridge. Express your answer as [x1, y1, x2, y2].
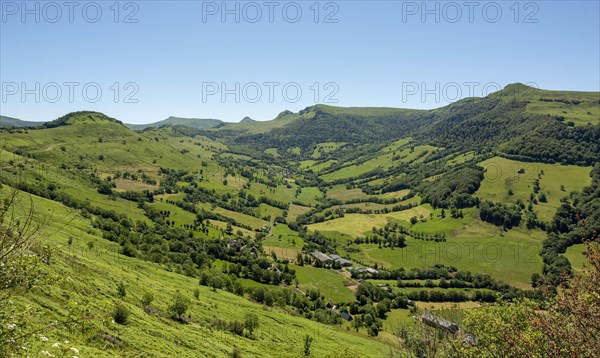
[0, 115, 44, 127]
[125, 116, 223, 130]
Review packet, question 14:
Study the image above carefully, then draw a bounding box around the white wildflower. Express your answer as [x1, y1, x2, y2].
[41, 350, 54, 357]
[52, 342, 61, 348]
[70, 347, 79, 354]
[6, 323, 16, 330]
[64, 340, 69, 344]
[41, 336, 49, 342]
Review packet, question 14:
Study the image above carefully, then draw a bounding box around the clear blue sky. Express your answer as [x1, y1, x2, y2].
[1, 0, 599, 123]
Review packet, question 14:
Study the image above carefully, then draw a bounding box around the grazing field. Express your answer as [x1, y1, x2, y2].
[287, 204, 313, 221]
[295, 186, 323, 206]
[263, 245, 301, 261]
[115, 179, 158, 191]
[308, 207, 432, 237]
[256, 203, 285, 220]
[214, 207, 269, 229]
[312, 142, 347, 158]
[294, 266, 356, 303]
[563, 244, 588, 273]
[263, 225, 304, 260]
[525, 89, 600, 126]
[477, 156, 592, 221]
[212, 221, 255, 238]
[379, 189, 411, 199]
[327, 184, 369, 201]
[5, 188, 390, 357]
[347, 224, 544, 288]
[447, 152, 476, 166]
[382, 309, 416, 332]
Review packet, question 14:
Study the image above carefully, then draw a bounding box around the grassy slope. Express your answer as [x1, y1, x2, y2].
[310, 206, 545, 288]
[477, 156, 592, 221]
[523, 88, 600, 126]
[294, 266, 355, 303]
[5, 187, 392, 357]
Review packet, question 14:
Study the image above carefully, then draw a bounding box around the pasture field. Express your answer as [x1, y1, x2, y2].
[477, 156, 592, 221]
[256, 203, 285, 220]
[308, 207, 433, 237]
[287, 204, 313, 221]
[311, 142, 347, 158]
[447, 151, 476, 166]
[347, 225, 544, 288]
[214, 207, 268, 229]
[319, 144, 438, 182]
[525, 89, 600, 126]
[295, 186, 323, 206]
[263, 245, 301, 261]
[563, 244, 588, 273]
[3, 188, 390, 357]
[294, 265, 356, 303]
[115, 179, 158, 191]
[382, 309, 416, 332]
[327, 184, 369, 201]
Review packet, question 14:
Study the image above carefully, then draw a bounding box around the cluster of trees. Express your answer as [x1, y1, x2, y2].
[298, 230, 337, 254]
[419, 165, 483, 209]
[398, 278, 472, 289]
[479, 201, 522, 229]
[219, 259, 296, 286]
[405, 289, 496, 302]
[369, 222, 447, 243]
[352, 233, 407, 248]
[211, 312, 260, 339]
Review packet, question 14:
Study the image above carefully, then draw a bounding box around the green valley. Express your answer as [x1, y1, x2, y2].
[1, 84, 599, 357]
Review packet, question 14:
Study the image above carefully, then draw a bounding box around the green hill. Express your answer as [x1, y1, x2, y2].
[213, 84, 598, 165]
[1, 83, 598, 357]
[0, 187, 390, 357]
[240, 116, 256, 123]
[0, 115, 44, 127]
[126, 116, 223, 130]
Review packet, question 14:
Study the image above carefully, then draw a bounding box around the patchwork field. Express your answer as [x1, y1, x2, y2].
[308, 207, 432, 237]
[477, 156, 592, 221]
[294, 265, 356, 303]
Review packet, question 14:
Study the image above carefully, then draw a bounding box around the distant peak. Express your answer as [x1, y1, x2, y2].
[43, 111, 124, 128]
[275, 110, 294, 120]
[240, 116, 255, 123]
[503, 82, 539, 91]
[486, 83, 541, 101]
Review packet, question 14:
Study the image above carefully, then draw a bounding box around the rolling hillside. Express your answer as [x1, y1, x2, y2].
[0, 115, 44, 127]
[125, 116, 223, 130]
[1, 84, 598, 357]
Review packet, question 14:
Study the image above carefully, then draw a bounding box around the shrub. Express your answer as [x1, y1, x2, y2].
[230, 346, 243, 358]
[169, 293, 190, 321]
[209, 275, 224, 291]
[117, 282, 127, 298]
[113, 304, 130, 325]
[244, 313, 259, 337]
[303, 335, 313, 356]
[141, 292, 154, 307]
